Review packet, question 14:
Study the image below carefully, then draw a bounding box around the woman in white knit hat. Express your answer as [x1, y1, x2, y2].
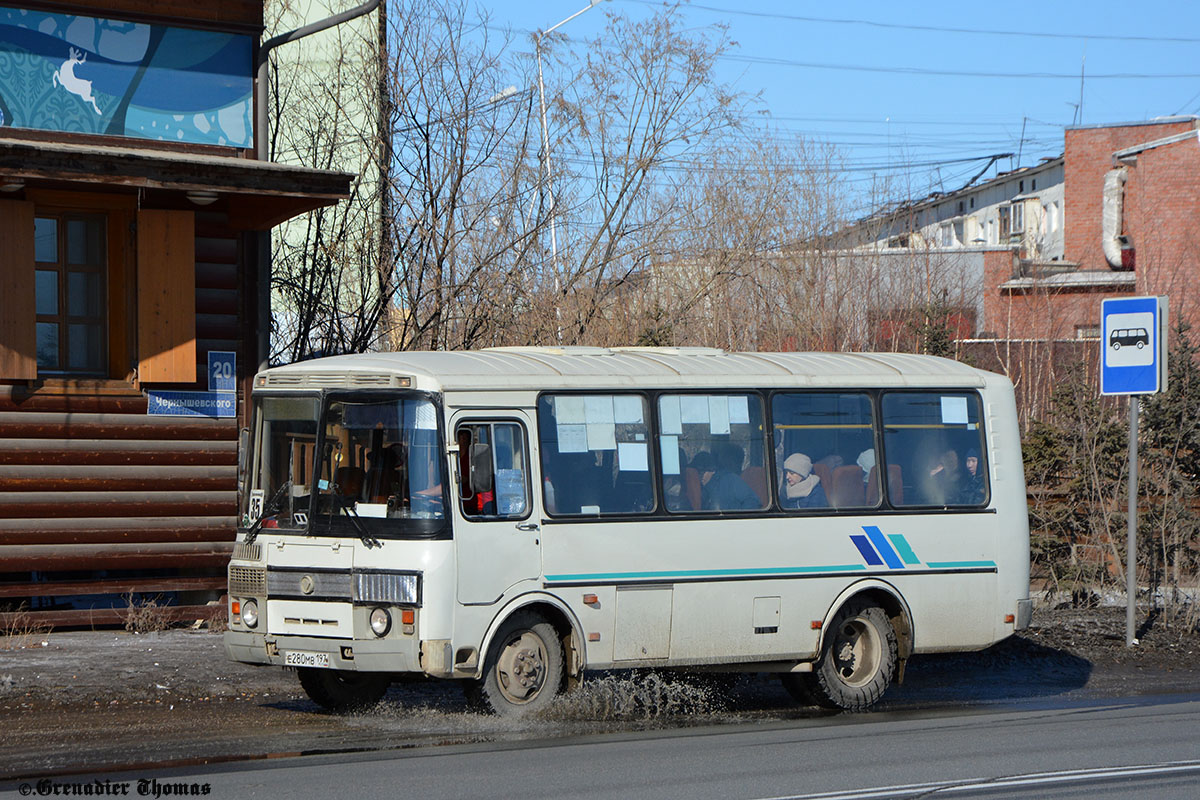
[780, 452, 827, 509]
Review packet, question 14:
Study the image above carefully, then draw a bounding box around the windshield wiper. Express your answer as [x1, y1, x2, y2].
[327, 484, 381, 549]
[244, 479, 292, 545]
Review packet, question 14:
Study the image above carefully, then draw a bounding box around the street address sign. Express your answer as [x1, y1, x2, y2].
[208, 350, 236, 392]
[1100, 296, 1167, 395]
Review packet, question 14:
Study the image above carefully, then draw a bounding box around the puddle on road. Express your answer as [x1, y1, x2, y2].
[545, 672, 725, 720]
[334, 671, 803, 746]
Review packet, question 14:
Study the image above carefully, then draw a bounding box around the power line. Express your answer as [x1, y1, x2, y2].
[744, 114, 1065, 128]
[721, 53, 1200, 80]
[619, 0, 1200, 44]
[445, 15, 1200, 82]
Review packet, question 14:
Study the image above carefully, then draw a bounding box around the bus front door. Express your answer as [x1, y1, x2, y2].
[452, 412, 541, 605]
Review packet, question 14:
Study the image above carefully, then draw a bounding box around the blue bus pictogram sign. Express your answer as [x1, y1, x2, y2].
[1101, 297, 1167, 396]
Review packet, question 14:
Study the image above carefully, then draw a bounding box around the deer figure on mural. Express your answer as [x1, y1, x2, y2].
[52, 47, 102, 115]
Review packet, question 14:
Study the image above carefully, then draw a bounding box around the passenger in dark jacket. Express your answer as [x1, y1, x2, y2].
[958, 447, 985, 504]
[691, 451, 761, 511]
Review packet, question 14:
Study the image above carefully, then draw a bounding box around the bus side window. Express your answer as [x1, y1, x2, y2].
[881, 392, 988, 508]
[538, 394, 655, 516]
[457, 422, 530, 520]
[657, 393, 769, 514]
[770, 392, 875, 511]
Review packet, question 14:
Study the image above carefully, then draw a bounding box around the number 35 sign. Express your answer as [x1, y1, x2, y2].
[208, 351, 236, 392]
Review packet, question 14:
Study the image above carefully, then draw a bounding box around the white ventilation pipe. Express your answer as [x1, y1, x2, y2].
[1101, 168, 1127, 269]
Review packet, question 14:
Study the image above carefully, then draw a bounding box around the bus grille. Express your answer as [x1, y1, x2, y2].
[262, 372, 404, 388]
[232, 542, 262, 561]
[228, 565, 267, 596]
[267, 568, 352, 600]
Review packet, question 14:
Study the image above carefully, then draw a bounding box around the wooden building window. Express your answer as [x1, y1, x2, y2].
[34, 214, 108, 375]
[1, 192, 197, 385]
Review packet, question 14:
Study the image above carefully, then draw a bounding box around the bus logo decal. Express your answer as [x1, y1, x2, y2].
[850, 526, 921, 570]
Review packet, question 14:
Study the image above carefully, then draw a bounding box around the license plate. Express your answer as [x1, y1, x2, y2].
[284, 650, 331, 668]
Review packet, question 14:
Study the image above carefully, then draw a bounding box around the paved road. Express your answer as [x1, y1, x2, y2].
[19, 694, 1195, 800]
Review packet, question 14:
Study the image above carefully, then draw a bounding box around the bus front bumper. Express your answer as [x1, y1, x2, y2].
[224, 629, 422, 674]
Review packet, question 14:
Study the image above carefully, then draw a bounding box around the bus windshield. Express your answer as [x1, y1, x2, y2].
[244, 392, 449, 539]
[310, 394, 449, 539]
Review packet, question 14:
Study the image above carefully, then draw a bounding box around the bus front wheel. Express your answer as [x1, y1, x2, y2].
[793, 599, 897, 712]
[473, 611, 564, 716]
[297, 667, 390, 712]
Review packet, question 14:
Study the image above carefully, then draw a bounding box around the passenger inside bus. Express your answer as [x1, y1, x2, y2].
[856, 448, 875, 485]
[780, 452, 828, 509]
[959, 448, 985, 504]
[691, 450, 761, 511]
[921, 448, 962, 506]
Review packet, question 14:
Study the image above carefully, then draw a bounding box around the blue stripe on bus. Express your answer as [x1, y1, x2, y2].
[887, 533, 921, 566]
[849, 534, 885, 566]
[862, 525, 905, 569]
[543, 564, 866, 582]
[925, 560, 998, 569]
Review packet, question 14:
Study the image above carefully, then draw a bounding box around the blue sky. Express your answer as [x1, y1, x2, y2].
[478, 0, 1200, 209]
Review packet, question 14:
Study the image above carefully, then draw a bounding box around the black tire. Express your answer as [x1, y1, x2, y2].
[297, 668, 390, 712]
[1112, 341, 1121, 350]
[804, 600, 897, 711]
[473, 611, 564, 716]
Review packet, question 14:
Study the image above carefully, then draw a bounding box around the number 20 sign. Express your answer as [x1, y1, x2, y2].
[208, 351, 236, 393]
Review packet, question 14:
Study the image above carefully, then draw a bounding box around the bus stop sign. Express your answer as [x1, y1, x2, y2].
[1101, 296, 1167, 396]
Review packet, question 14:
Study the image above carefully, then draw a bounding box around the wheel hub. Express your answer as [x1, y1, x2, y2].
[510, 648, 543, 688]
[497, 633, 547, 703]
[832, 618, 880, 687]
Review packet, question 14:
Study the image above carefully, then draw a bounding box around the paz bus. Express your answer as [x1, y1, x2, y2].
[224, 347, 1031, 714]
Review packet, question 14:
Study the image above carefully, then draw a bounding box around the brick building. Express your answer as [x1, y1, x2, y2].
[988, 118, 1200, 341]
[848, 116, 1199, 344]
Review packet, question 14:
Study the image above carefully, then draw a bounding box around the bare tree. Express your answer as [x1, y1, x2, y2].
[382, 0, 551, 350]
[528, 4, 744, 345]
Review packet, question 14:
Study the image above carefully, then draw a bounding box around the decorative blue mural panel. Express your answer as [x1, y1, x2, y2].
[0, 5, 253, 147]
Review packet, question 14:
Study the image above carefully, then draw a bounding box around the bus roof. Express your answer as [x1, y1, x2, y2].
[259, 347, 998, 392]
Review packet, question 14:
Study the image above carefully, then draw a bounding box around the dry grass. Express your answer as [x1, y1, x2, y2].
[122, 593, 176, 635]
[0, 604, 53, 650]
[194, 600, 228, 633]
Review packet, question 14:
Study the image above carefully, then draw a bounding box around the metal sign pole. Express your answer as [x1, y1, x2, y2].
[1100, 296, 1165, 648]
[1126, 395, 1138, 647]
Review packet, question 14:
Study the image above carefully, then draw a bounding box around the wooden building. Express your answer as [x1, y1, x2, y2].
[0, 1, 352, 625]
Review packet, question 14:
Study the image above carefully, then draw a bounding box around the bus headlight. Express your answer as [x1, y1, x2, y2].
[353, 571, 421, 605]
[241, 598, 259, 628]
[369, 607, 392, 637]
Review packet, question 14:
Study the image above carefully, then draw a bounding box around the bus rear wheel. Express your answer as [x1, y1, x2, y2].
[298, 668, 390, 712]
[795, 599, 897, 712]
[473, 611, 564, 716]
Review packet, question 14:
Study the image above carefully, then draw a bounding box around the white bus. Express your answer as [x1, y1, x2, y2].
[225, 348, 1031, 715]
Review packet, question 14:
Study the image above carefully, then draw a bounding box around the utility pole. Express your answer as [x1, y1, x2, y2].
[535, 0, 604, 340]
